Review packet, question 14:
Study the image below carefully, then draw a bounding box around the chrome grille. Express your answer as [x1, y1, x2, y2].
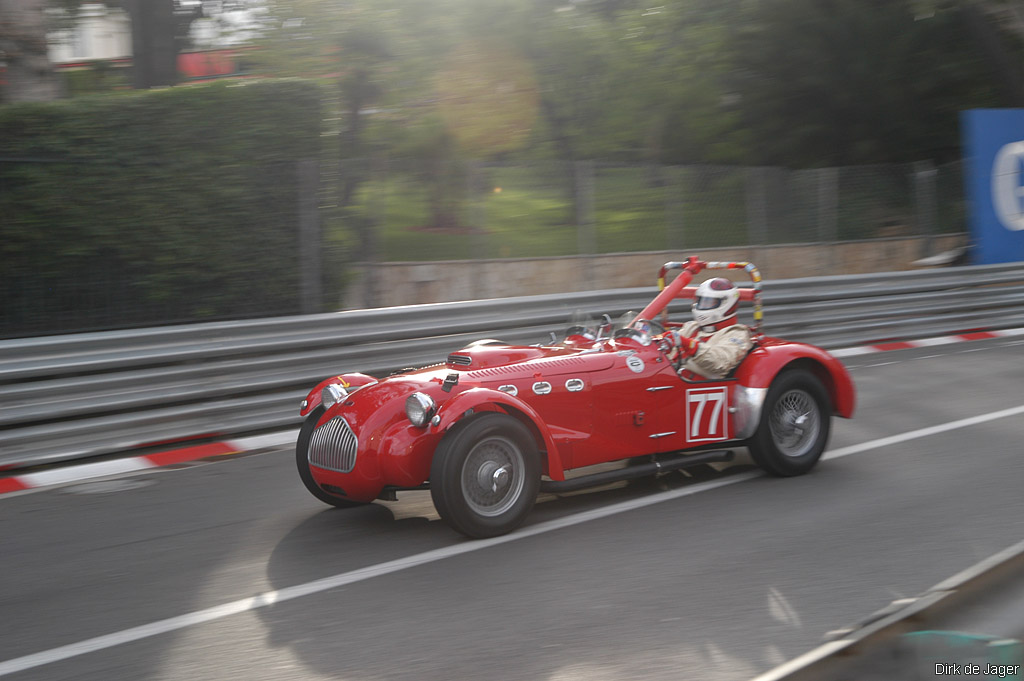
[447, 353, 472, 366]
[308, 416, 358, 473]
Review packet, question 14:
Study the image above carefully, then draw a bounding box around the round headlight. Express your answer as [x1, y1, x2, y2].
[321, 383, 348, 410]
[405, 392, 436, 427]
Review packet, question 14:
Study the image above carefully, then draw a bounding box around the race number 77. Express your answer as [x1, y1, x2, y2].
[686, 387, 729, 442]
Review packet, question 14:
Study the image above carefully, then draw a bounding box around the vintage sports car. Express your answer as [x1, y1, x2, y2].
[296, 257, 856, 538]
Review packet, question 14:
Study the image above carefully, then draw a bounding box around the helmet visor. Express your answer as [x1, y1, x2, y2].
[695, 295, 723, 311]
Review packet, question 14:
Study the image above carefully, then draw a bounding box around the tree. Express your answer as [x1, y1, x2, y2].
[254, 0, 486, 232]
[44, 1, 206, 90]
[725, 0, 1007, 166]
[961, 0, 1024, 105]
[121, 0, 178, 87]
[608, 0, 751, 164]
[252, 1, 400, 184]
[450, 0, 630, 163]
[119, 0, 203, 88]
[0, 0, 61, 102]
[914, 0, 1024, 105]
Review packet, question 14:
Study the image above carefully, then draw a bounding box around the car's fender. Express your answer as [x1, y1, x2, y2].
[432, 387, 568, 481]
[300, 373, 379, 417]
[734, 341, 856, 418]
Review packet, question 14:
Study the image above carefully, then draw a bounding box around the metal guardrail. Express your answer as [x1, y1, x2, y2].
[752, 538, 1024, 681]
[2, 262, 1023, 470]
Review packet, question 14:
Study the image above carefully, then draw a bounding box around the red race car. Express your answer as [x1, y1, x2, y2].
[296, 257, 855, 538]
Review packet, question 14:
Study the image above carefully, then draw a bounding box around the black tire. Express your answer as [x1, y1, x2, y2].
[430, 413, 541, 539]
[747, 370, 831, 477]
[296, 406, 367, 509]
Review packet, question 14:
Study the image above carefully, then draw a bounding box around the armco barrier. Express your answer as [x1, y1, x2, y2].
[2, 262, 1023, 470]
[752, 538, 1024, 681]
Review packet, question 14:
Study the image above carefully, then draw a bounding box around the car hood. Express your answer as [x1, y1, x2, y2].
[335, 344, 618, 416]
[452, 344, 616, 380]
[444, 343, 574, 370]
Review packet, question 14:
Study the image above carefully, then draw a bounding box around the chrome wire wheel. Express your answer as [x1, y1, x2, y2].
[431, 413, 541, 538]
[768, 388, 821, 458]
[460, 435, 526, 517]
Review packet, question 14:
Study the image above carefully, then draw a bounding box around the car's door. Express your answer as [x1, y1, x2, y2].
[676, 373, 735, 446]
[580, 343, 693, 467]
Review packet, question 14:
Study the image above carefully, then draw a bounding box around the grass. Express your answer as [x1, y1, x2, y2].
[338, 163, 941, 262]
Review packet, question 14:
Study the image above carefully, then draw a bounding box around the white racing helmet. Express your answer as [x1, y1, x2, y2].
[692, 277, 741, 329]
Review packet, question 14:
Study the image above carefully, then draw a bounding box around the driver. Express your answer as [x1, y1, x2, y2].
[665, 277, 753, 379]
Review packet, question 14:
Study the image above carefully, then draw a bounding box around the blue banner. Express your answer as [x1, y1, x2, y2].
[962, 109, 1024, 264]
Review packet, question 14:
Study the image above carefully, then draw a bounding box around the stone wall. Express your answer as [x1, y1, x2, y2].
[343, 234, 967, 309]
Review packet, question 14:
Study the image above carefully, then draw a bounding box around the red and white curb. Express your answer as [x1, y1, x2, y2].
[829, 327, 1024, 358]
[2, 327, 1023, 498]
[0, 431, 297, 496]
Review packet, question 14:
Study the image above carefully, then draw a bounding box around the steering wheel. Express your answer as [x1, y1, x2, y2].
[633, 317, 664, 336]
[613, 317, 665, 347]
[652, 325, 696, 370]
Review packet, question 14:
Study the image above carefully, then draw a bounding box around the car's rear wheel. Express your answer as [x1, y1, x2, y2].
[296, 406, 367, 508]
[747, 370, 831, 477]
[430, 413, 540, 538]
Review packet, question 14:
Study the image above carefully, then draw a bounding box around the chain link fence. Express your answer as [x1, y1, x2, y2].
[0, 156, 319, 339]
[343, 160, 965, 262]
[2, 155, 965, 337]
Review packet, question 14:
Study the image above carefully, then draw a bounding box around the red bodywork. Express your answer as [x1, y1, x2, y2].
[301, 260, 856, 503]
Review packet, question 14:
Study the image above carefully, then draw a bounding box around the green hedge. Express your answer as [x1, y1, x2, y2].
[0, 80, 322, 337]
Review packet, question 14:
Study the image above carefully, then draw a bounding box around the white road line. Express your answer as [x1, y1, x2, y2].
[4, 403, 1024, 677]
[0, 472, 758, 677]
[824, 403, 1024, 461]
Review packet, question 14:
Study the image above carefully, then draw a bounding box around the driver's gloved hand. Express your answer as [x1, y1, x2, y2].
[658, 330, 682, 358]
[659, 330, 696, 364]
[679, 336, 701, 358]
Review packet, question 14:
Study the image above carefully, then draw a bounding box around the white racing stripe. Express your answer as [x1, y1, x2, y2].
[3, 403, 1024, 677]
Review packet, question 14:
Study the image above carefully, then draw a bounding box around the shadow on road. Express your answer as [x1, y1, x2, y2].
[256, 462, 806, 681]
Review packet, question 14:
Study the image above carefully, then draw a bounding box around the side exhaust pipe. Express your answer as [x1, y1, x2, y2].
[540, 450, 735, 494]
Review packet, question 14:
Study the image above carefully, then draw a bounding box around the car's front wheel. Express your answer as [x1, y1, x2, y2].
[430, 413, 540, 538]
[296, 406, 367, 509]
[747, 370, 831, 477]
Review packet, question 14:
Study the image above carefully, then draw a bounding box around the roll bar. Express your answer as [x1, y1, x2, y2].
[636, 256, 764, 333]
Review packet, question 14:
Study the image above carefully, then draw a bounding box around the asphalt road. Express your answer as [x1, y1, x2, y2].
[2, 337, 1023, 681]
